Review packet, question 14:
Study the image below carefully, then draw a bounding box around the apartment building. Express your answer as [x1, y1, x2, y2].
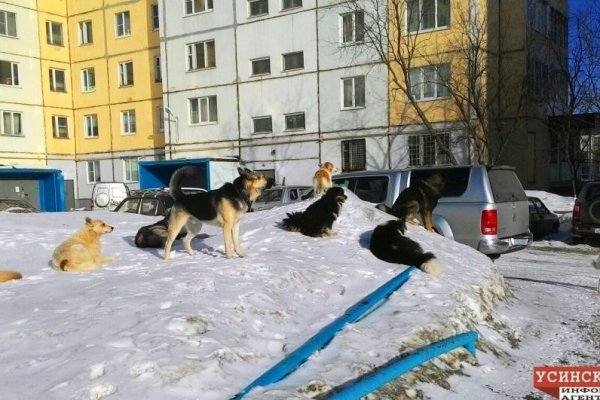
[0, 1, 46, 166]
[160, 0, 568, 188]
[160, 0, 389, 185]
[0, 0, 165, 207]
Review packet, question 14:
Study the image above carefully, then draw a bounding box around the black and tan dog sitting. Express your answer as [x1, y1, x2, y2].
[378, 171, 445, 232]
[135, 211, 186, 249]
[369, 219, 442, 277]
[282, 186, 347, 237]
[163, 166, 270, 260]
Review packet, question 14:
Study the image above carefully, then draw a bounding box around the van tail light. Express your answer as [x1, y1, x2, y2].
[573, 200, 581, 220]
[90, 200, 94, 210]
[481, 209, 498, 235]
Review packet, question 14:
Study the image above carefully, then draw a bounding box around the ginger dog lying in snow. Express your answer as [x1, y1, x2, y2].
[52, 217, 114, 272]
[0, 271, 22, 283]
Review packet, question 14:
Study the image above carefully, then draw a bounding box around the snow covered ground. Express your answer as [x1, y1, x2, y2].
[0, 191, 597, 400]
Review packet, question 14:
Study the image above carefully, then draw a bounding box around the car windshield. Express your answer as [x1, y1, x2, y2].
[0, 199, 38, 213]
[255, 189, 282, 202]
[584, 184, 600, 201]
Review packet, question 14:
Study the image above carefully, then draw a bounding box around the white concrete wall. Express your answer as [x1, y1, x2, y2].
[160, 0, 391, 185]
[0, 2, 45, 162]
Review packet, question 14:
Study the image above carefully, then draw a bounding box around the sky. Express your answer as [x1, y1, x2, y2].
[0, 191, 597, 400]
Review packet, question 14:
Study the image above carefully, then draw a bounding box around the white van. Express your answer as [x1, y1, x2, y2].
[91, 182, 130, 211]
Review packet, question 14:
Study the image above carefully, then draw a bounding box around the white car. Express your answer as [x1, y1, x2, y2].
[251, 185, 312, 212]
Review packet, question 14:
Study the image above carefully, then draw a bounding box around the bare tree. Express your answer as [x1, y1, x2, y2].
[545, 0, 600, 195]
[340, 0, 530, 166]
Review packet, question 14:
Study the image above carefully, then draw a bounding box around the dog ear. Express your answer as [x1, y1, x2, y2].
[85, 217, 92, 225]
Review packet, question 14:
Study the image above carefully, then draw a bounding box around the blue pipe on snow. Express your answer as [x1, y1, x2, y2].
[328, 330, 478, 399]
[231, 265, 417, 399]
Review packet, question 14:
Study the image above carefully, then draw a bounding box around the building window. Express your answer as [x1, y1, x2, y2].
[252, 116, 272, 133]
[340, 11, 364, 44]
[154, 56, 161, 82]
[123, 158, 139, 182]
[251, 57, 270, 76]
[407, 0, 450, 33]
[408, 64, 449, 100]
[52, 115, 69, 139]
[185, 0, 213, 15]
[87, 160, 101, 184]
[342, 139, 366, 171]
[408, 133, 451, 166]
[151, 4, 159, 30]
[81, 68, 95, 92]
[157, 106, 164, 132]
[79, 20, 93, 44]
[115, 11, 131, 37]
[249, 0, 268, 17]
[118, 61, 134, 86]
[46, 21, 63, 45]
[187, 40, 216, 70]
[282, 0, 302, 10]
[0, 60, 19, 86]
[189, 96, 218, 124]
[0, 111, 22, 136]
[121, 110, 136, 134]
[549, 8, 567, 48]
[282, 51, 304, 71]
[0, 10, 17, 37]
[341, 76, 365, 109]
[284, 112, 305, 131]
[49, 68, 66, 92]
[84, 114, 98, 138]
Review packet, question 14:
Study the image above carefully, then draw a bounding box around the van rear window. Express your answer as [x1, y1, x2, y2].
[410, 168, 470, 197]
[488, 169, 527, 202]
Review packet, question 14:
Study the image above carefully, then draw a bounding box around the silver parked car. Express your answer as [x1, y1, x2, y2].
[251, 185, 312, 212]
[571, 181, 600, 244]
[332, 165, 532, 258]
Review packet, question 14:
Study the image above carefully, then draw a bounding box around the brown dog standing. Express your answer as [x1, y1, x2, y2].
[52, 217, 114, 272]
[313, 162, 336, 197]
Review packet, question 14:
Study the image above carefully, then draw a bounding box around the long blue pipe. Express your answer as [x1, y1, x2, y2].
[231, 265, 417, 399]
[328, 331, 478, 399]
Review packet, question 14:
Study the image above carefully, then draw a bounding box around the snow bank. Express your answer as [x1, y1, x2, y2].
[0, 192, 510, 399]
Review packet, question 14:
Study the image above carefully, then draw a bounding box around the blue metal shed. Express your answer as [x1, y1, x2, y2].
[139, 158, 240, 191]
[0, 168, 66, 212]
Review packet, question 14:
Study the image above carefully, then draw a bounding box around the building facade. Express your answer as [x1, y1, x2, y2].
[0, 0, 165, 207]
[160, 0, 390, 185]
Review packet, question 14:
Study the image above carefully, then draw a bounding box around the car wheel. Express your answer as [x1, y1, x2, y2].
[95, 193, 110, 208]
[572, 235, 582, 245]
[589, 199, 600, 224]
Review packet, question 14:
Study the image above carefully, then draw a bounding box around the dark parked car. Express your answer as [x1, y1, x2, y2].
[0, 198, 39, 213]
[571, 181, 600, 244]
[114, 188, 207, 216]
[528, 196, 560, 239]
[113, 190, 174, 216]
[251, 185, 312, 211]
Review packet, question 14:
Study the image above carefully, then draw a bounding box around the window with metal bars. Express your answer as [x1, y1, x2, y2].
[341, 139, 366, 171]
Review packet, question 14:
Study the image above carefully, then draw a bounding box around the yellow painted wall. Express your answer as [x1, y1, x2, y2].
[388, 0, 490, 126]
[74, 106, 112, 154]
[110, 101, 162, 152]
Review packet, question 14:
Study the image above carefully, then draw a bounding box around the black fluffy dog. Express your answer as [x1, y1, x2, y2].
[369, 219, 442, 277]
[282, 186, 347, 237]
[378, 172, 445, 232]
[135, 212, 186, 248]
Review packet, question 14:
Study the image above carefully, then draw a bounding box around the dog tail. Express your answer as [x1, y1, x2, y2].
[282, 212, 303, 232]
[375, 203, 393, 214]
[418, 254, 442, 278]
[0, 270, 22, 283]
[169, 166, 196, 201]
